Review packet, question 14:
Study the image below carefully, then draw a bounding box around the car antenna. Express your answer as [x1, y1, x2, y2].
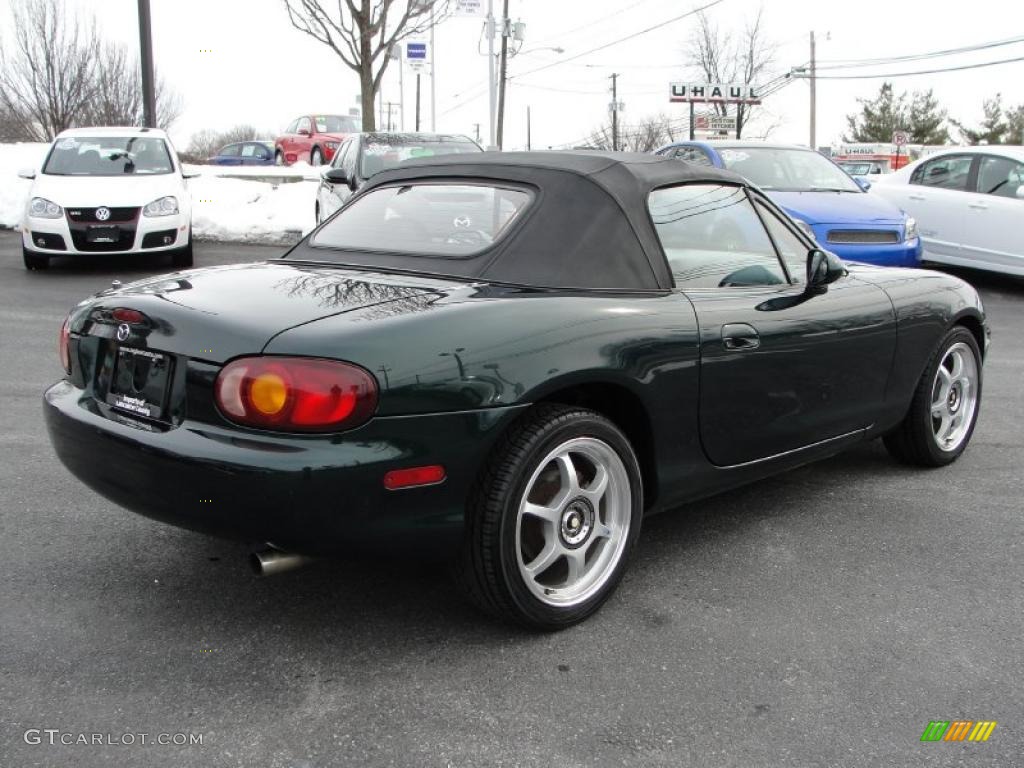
[111, 279, 122, 290]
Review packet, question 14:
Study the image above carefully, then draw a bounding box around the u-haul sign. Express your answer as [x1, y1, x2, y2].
[670, 83, 761, 104]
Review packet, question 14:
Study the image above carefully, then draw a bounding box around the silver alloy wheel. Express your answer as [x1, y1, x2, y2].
[931, 341, 979, 452]
[515, 436, 631, 608]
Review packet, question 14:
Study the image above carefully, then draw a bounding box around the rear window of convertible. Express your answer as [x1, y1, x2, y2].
[310, 183, 532, 258]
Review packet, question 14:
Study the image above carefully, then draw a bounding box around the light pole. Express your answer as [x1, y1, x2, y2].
[136, 0, 156, 128]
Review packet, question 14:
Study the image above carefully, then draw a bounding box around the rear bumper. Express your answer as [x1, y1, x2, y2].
[826, 237, 922, 268]
[44, 380, 525, 558]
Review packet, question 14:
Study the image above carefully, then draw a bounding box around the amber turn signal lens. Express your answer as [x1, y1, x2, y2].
[249, 372, 288, 415]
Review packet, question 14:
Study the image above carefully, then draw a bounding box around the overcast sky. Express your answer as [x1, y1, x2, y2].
[47, 0, 1024, 149]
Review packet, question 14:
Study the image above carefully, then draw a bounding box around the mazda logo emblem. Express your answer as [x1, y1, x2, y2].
[116, 323, 130, 341]
[96, 207, 111, 222]
[453, 216, 472, 228]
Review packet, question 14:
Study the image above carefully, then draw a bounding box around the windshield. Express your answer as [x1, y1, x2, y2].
[315, 115, 358, 134]
[360, 137, 482, 178]
[43, 136, 174, 176]
[311, 183, 531, 258]
[839, 162, 872, 176]
[718, 147, 861, 192]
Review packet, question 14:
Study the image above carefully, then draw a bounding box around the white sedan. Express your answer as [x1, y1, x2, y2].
[871, 146, 1024, 276]
[18, 127, 195, 271]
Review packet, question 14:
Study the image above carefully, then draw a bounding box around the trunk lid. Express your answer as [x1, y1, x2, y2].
[72, 261, 439, 363]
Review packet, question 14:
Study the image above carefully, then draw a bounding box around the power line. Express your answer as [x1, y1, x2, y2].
[796, 53, 1024, 80]
[814, 34, 1024, 69]
[528, 0, 663, 48]
[512, 0, 728, 80]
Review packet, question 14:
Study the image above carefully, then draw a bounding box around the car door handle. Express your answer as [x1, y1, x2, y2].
[908, 194, 926, 201]
[968, 202, 988, 210]
[722, 323, 760, 351]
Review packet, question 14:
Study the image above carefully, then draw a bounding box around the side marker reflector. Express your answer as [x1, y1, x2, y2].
[383, 465, 446, 490]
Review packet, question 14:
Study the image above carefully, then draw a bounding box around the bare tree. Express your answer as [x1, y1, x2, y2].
[0, 0, 100, 140]
[588, 114, 682, 153]
[80, 43, 183, 131]
[685, 7, 776, 138]
[184, 125, 263, 162]
[281, 0, 448, 131]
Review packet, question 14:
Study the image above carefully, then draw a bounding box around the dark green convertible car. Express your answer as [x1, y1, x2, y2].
[45, 152, 988, 629]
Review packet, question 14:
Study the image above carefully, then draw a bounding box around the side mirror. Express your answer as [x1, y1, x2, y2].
[182, 169, 200, 179]
[323, 167, 349, 186]
[17, 168, 36, 180]
[298, 127, 311, 137]
[854, 177, 871, 192]
[806, 249, 846, 293]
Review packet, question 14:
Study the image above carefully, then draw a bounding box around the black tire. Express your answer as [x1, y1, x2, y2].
[170, 232, 193, 268]
[884, 325, 982, 467]
[275, 150, 284, 166]
[454, 403, 643, 630]
[310, 147, 322, 166]
[23, 246, 49, 271]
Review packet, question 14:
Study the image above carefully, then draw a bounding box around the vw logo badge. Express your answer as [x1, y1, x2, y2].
[116, 323, 130, 342]
[95, 207, 111, 222]
[453, 216, 472, 228]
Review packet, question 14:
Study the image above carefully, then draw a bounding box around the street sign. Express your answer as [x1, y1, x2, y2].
[695, 114, 736, 131]
[454, 0, 486, 15]
[892, 130, 909, 146]
[406, 42, 428, 71]
[670, 82, 761, 104]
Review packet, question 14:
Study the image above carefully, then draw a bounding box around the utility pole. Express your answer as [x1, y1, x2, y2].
[809, 30, 817, 149]
[473, 123, 481, 143]
[136, 0, 156, 128]
[495, 0, 510, 149]
[610, 73, 619, 151]
[391, 46, 405, 131]
[526, 106, 531, 150]
[486, 0, 497, 149]
[689, 101, 695, 140]
[384, 102, 399, 131]
[429, 3, 437, 131]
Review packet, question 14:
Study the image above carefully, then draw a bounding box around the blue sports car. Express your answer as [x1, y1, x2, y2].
[655, 141, 921, 267]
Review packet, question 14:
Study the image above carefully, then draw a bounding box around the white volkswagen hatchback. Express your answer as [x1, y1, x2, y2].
[19, 127, 195, 271]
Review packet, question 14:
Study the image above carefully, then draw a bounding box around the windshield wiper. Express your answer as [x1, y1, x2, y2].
[808, 187, 857, 193]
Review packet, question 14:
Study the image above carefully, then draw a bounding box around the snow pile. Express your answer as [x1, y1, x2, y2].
[0, 142, 318, 243]
[0, 142, 49, 228]
[188, 175, 317, 243]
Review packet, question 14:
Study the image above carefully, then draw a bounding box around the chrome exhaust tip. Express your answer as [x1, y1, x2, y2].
[250, 547, 312, 577]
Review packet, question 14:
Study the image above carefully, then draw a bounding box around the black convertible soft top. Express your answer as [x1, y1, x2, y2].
[291, 151, 750, 290]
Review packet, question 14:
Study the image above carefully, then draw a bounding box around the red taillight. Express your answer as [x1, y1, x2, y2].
[59, 317, 71, 374]
[112, 308, 146, 324]
[214, 356, 378, 432]
[383, 465, 447, 490]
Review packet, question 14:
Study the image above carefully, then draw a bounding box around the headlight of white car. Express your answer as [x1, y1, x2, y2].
[29, 197, 62, 218]
[904, 217, 918, 241]
[143, 196, 179, 217]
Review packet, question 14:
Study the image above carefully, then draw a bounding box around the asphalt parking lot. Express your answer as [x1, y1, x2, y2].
[1, 229, 1022, 768]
